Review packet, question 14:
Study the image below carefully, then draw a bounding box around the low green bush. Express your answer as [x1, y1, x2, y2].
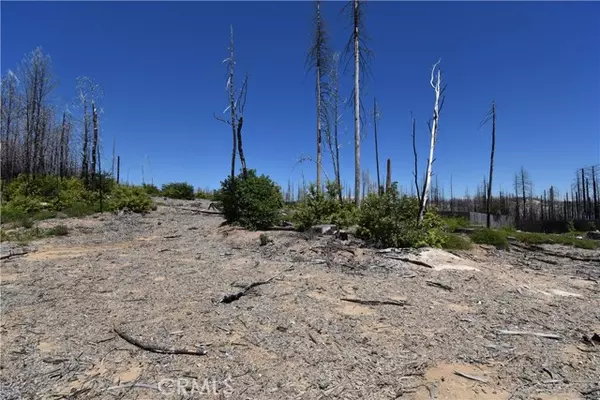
[195, 188, 215, 200]
[356, 185, 445, 248]
[442, 216, 470, 232]
[469, 228, 508, 249]
[162, 182, 195, 200]
[142, 183, 161, 196]
[441, 233, 472, 250]
[107, 186, 154, 214]
[292, 182, 358, 230]
[216, 170, 283, 230]
[45, 224, 69, 237]
[513, 231, 598, 250]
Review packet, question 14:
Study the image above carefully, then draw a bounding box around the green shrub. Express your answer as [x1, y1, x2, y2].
[142, 184, 161, 196]
[356, 185, 445, 248]
[259, 233, 271, 246]
[107, 186, 154, 213]
[161, 182, 195, 200]
[5, 174, 60, 200]
[216, 170, 283, 230]
[45, 225, 69, 236]
[195, 188, 215, 200]
[469, 229, 508, 249]
[292, 182, 357, 230]
[441, 233, 472, 250]
[443, 216, 470, 232]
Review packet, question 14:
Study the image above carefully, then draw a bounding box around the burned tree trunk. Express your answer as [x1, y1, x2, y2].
[418, 60, 444, 224]
[386, 158, 392, 193]
[90, 101, 99, 188]
[486, 101, 496, 228]
[373, 98, 381, 194]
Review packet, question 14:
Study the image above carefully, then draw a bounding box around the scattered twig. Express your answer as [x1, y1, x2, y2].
[341, 298, 408, 307]
[497, 330, 562, 340]
[426, 280, 453, 291]
[113, 325, 208, 356]
[106, 383, 160, 392]
[385, 255, 435, 269]
[453, 370, 488, 383]
[157, 248, 170, 253]
[164, 234, 181, 239]
[581, 387, 600, 396]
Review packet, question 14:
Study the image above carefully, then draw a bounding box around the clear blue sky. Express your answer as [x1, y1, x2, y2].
[2, 1, 599, 197]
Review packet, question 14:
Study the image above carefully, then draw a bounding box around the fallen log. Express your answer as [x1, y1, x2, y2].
[340, 298, 408, 307]
[176, 207, 223, 215]
[510, 242, 598, 263]
[113, 326, 207, 355]
[0, 250, 28, 260]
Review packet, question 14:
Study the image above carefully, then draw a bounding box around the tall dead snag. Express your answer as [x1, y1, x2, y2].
[228, 26, 237, 181]
[307, 0, 330, 193]
[418, 60, 445, 223]
[116, 156, 120, 184]
[344, 0, 371, 205]
[373, 98, 382, 194]
[480, 100, 496, 228]
[216, 26, 249, 181]
[90, 100, 99, 187]
[411, 115, 421, 204]
[385, 158, 392, 193]
[328, 52, 343, 203]
[593, 165, 599, 220]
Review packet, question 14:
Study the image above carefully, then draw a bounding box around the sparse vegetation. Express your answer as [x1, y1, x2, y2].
[259, 233, 271, 246]
[292, 182, 358, 231]
[442, 216, 470, 232]
[161, 182, 195, 200]
[217, 169, 283, 230]
[142, 184, 161, 196]
[45, 224, 69, 237]
[441, 233, 473, 250]
[469, 228, 509, 249]
[356, 184, 445, 248]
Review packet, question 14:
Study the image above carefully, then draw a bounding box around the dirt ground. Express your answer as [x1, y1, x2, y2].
[1, 199, 599, 400]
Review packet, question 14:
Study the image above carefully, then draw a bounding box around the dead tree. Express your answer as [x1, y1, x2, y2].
[482, 101, 496, 228]
[418, 60, 445, 224]
[385, 158, 392, 193]
[593, 165, 599, 220]
[307, 0, 330, 193]
[373, 98, 382, 194]
[411, 115, 421, 204]
[216, 26, 249, 181]
[116, 156, 120, 184]
[327, 52, 343, 203]
[90, 100, 99, 187]
[344, 0, 371, 205]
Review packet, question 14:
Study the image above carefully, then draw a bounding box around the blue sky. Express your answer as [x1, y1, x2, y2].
[2, 1, 599, 197]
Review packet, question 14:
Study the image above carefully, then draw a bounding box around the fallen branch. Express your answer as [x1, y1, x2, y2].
[113, 326, 207, 355]
[176, 207, 223, 215]
[497, 330, 562, 340]
[385, 255, 434, 269]
[453, 370, 488, 384]
[0, 250, 28, 260]
[341, 298, 408, 307]
[510, 242, 598, 262]
[426, 280, 453, 291]
[164, 234, 181, 239]
[219, 269, 291, 304]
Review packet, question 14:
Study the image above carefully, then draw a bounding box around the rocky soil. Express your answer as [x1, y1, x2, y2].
[1, 199, 599, 400]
